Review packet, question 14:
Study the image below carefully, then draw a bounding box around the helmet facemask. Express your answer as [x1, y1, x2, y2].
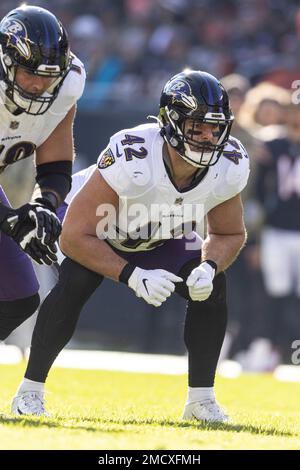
[162, 106, 233, 168]
[0, 6, 71, 116]
[159, 70, 234, 168]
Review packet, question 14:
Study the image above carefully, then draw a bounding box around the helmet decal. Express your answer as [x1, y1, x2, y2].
[164, 78, 197, 111]
[2, 18, 31, 60]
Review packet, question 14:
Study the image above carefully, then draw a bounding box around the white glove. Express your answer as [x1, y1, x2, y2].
[128, 267, 183, 307]
[186, 261, 216, 301]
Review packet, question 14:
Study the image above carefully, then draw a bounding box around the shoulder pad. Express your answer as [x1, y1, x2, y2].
[213, 137, 250, 199]
[65, 164, 96, 204]
[97, 125, 158, 197]
[53, 54, 86, 110]
[222, 136, 249, 165]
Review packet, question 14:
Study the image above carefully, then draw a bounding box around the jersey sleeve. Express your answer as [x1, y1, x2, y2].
[65, 164, 96, 204]
[49, 54, 86, 116]
[213, 137, 250, 202]
[35, 55, 86, 147]
[97, 128, 153, 197]
[62, 54, 86, 106]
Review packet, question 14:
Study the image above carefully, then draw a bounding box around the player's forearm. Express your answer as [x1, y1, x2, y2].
[201, 231, 247, 273]
[32, 160, 73, 209]
[60, 232, 128, 281]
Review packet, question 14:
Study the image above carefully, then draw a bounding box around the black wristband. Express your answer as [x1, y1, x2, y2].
[36, 160, 72, 206]
[34, 196, 57, 213]
[119, 263, 136, 285]
[41, 192, 59, 210]
[202, 259, 218, 272]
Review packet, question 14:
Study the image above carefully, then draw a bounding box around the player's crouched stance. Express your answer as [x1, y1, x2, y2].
[12, 70, 249, 423]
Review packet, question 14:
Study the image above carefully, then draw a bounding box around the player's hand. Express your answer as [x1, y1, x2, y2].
[27, 197, 62, 246]
[186, 261, 216, 301]
[0, 199, 61, 265]
[22, 236, 58, 266]
[128, 267, 183, 307]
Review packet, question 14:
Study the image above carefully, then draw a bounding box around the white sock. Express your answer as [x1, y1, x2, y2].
[186, 387, 215, 404]
[17, 378, 45, 395]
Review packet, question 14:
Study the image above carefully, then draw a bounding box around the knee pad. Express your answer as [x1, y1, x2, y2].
[0, 293, 40, 340]
[58, 257, 104, 300]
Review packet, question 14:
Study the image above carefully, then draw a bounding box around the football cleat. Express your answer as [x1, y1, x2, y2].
[11, 391, 49, 417]
[182, 399, 230, 423]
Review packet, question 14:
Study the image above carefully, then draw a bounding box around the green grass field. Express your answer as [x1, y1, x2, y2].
[0, 363, 299, 450]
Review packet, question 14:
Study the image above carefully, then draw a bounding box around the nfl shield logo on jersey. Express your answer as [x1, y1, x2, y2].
[10, 121, 19, 130]
[174, 197, 184, 205]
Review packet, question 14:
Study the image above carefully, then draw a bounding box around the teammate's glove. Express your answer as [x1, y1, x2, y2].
[186, 261, 217, 302]
[27, 197, 62, 246]
[120, 265, 183, 307]
[0, 198, 61, 265]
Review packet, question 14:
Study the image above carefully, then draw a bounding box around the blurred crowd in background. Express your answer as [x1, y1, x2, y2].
[1, 0, 300, 371]
[2, 0, 300, 107]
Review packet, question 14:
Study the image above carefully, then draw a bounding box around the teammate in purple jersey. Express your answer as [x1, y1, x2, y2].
[0, 6, 85, 339]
